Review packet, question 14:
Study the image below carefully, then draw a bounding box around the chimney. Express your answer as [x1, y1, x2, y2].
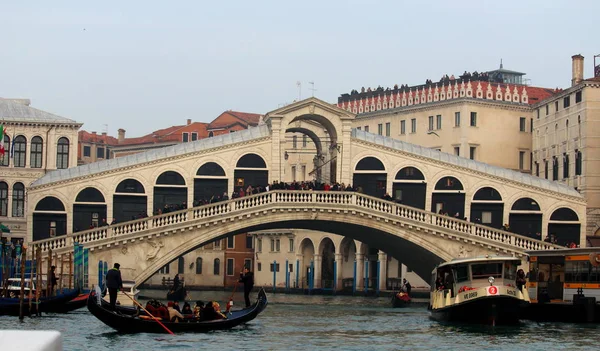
[572, 54, 584, 86]
[118, 128, 126, 143]
[102, 132, 107, 137]
[187, 119, 192, 125]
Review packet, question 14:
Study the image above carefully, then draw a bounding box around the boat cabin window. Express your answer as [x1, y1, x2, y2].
[455, 265, 469, 283]
[565, 260, 600, 283]
[528, 261, 539, 282]
[503, 262, 517, 280]
[471, 263, 502, 279]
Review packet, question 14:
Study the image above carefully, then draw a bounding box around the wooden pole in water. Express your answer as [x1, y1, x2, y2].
[59, 254, 64, 294]
[36, 248, 41, 316]
[28, 245, 33, 315]
[46, 248, 52, 297]
[68, 252, 73, 290]
[19, 246, 27, 321]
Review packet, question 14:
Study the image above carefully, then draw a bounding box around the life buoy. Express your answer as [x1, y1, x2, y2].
[590, 253, 600, 267]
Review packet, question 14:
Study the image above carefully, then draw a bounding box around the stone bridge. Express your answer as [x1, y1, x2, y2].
[32, 190, 560, 287]
[26, 97, 585, 286]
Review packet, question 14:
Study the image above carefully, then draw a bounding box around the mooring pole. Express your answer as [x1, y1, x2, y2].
[19, 246, 27, 321]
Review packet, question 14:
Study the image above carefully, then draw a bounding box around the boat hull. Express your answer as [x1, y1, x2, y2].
[391, 293, 411, 308]
[430, 295, 524, 325]
[166, 287, 187, 301]
[87, 288, 268, 333]
[0, 289, 80, 316]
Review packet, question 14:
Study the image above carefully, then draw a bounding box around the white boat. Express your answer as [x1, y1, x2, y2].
[429, 255, 530, 325]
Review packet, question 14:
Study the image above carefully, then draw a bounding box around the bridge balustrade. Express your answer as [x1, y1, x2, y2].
[31, 190, 560, 254]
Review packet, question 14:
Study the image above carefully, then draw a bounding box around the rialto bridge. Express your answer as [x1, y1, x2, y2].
[26, 98, 585, 287]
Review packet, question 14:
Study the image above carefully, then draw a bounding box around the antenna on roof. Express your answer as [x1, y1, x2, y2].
[309, 81, 316, 97]
[296, 81, 302, 101]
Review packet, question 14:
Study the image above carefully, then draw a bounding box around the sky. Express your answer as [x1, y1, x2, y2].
[1, 0, 599, 137]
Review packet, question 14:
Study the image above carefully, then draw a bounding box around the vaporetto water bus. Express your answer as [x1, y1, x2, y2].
[523, 247, 600, 323]
[429, 256, 529, 325]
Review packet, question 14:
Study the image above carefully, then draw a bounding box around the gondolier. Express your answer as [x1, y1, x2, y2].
[106, 263, 124, 310]
[239, 267, 254, 307]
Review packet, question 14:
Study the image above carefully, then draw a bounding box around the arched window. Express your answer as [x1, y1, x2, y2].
[12, 182, 25, 217]
[178, 256, 185, 274]
[0, 182, 8, 216]
[0, 136, 9, 166]
[196, 257, 203, 274]
[30, 136, 43, 168]
[355, 157, 385, 171]
[56, 137, 69, 169]
[213, 258, 220, 275]
[13, 135, 26, 168]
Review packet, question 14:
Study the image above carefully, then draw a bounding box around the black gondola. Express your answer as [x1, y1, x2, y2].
[43, 292, 90, 313]
[391, 292, 411, 308]
[0, 289, 80, 316]
[166, 286, 187, 301]
[87, 288, 268, 333]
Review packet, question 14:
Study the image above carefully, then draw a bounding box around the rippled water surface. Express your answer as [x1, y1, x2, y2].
[1, 290, 598, 351]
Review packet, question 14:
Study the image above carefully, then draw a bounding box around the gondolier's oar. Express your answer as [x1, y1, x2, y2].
[122, 291, 174, 335]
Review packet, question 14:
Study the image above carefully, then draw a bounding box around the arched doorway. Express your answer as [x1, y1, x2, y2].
[340, 237, 356, 289]
[234, 154, 268, 192]
[73, 187, 107, 232]
[509, 197, 542, 239]
[431, 176, 465, 218]
[113, 179, 147, 223]
[285, 127, 324, 183]
[194, 162, 227, 204]
[153, 171, 187, 212]
[32, 196, 66, 241]
[392, 166, 426, 209]
[470, 187, 503, 229]
[318, 237, 335, 289]
[548, 208, 580, 246]
[299, 238, 315, 288]
[353, 157, 387, 198]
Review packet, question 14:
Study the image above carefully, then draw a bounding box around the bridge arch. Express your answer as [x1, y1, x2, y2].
[391, 166, 427, 209]
[153, 170, 187, 212]
[470, 186, 504, 229]
[339, 237, 357, 284]
[113, 178, 147, 223]
[509, 197, 542, 239]
[194, 161, 228, 203]
[317, 236, 336, 288]
[33, 196, 67, 241]
[234, 153, 268, 191]
[73, 187, 107, 231]
[353, 156, 387, 197]
[548, 207, 581, 246]
[431, 176, 465, 218]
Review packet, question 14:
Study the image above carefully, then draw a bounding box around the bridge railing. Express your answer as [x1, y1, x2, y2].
[31, 190, 560, 254]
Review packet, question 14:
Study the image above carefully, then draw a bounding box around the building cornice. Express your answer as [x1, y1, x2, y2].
[1, 120, 83, 128]
[355, 98, 533, 121]
[533, 81, 600, 108]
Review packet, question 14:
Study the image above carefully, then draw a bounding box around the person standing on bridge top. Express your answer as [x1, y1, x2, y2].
[239, 267, 254, 307]
[106, 263, 124, 310]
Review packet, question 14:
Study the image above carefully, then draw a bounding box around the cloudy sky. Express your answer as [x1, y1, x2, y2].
[2, 0, 598, 136]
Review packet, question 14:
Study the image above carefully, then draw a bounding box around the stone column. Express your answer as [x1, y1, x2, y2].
[378, 251, 388, 291]
[335, 253, 343, 291]
[313, 254, 322, 289]
[355, 253, 364, 290]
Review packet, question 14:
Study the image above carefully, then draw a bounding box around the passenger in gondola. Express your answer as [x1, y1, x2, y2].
[181, 302, 193, 315]
[173, 301, 182, 313]
[516, 269, 526, 292]
[193, 301, 204, 318]
[167, 301, 184, 322]
[201, 301, 227, 321]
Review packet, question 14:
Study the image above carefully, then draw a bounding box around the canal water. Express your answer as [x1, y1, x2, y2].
[1, 290, 598, 351]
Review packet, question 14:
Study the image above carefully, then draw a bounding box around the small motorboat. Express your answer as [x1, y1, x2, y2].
[87, 287, 268, 333]
[391, 291, 411, 308]
[0, 288, 80, 316]
[429, 255, 530, 325]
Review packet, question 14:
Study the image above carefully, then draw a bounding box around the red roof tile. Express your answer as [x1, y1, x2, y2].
[208, 111, 262, 130]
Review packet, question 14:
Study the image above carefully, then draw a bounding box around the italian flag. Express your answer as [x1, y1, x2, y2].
[0, 125, 4, 156]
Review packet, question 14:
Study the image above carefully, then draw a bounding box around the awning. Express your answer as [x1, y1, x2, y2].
[0, 223, 10, 233]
